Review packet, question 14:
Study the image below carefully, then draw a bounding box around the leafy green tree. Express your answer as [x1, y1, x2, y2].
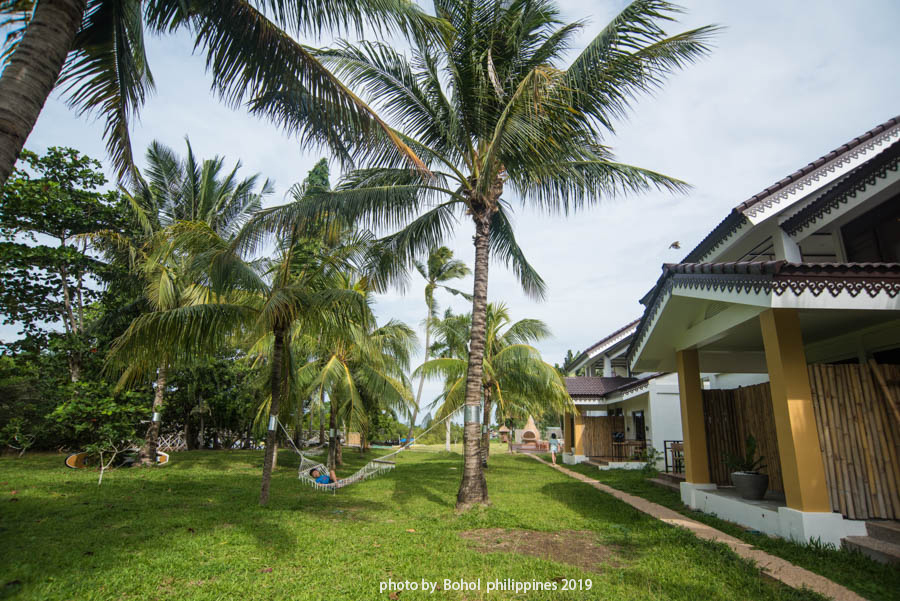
[408, 246, 469, 443]
[164, 354, 260, 449]
[0, 0, 439, 186]
[419, 303, 571, 465]
[555, 349, 584, 376]
[0, 147, 126, 380]
[298, 0, 716, 508]
[48, 381, 148, 451]
[367, 408, 406, 444]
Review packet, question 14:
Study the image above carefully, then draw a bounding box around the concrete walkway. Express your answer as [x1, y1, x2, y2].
[526, 454, 866, 601]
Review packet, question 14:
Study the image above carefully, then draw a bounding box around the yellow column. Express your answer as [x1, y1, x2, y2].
[676, 349, 711, 483]
[563, 413, 573, 453]
[573, 410, 585, 456]
[760, 308, 830, 512]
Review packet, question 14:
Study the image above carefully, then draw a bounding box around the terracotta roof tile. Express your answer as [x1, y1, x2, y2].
[565, 376, 637, 397]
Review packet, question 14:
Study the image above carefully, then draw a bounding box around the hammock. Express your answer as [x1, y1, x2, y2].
[277, 411, 454, 493]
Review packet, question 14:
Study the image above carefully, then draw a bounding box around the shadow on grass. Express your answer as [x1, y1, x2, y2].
[0, 451, 393, 596]
[388, 452, 461, 510]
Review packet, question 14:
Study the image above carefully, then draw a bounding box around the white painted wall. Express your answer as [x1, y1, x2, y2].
[708, 372, 770, 389]
[648, 376, 684, 454]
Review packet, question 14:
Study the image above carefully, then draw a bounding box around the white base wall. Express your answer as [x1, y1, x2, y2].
[562, 453, 586, 465]
[597, 461, 644, 471]
[680, 483, 867, 547]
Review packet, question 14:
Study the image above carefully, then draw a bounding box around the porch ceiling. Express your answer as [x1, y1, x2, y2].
[630, 262, 900, 373]
[632, 292, 900, 373]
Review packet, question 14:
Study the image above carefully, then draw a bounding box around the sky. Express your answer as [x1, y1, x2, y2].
[6, 0, 900, 421]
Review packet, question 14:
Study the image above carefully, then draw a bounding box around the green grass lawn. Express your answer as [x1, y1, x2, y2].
[556, 461, 899, 601]
[0, 449, 830, 601]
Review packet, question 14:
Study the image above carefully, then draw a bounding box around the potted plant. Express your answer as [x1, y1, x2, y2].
[724, 435, 768, 500]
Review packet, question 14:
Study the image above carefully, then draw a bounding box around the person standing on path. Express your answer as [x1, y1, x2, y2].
[549, 433, 560, 465]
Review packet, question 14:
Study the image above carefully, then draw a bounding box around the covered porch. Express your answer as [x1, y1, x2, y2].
[562, 407, 645, 466]
[631, 262, 900, 545]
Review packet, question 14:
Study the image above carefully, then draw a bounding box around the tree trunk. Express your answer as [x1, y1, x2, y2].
[457, 214, 492, 510]
[327, 405, 338, 470]
[198, 410, 205, 449]
[445, 420, 451, 452]
[408, 300, 433, 443]
[259, 327, 285, 505]
[319, 401, 325, 446]
[336, 422, 343, 467]
[480, 389, 492, 467]
[0, 0, 87, 187]
[139, 365, 167, 465]
[58, 241, 82, 382]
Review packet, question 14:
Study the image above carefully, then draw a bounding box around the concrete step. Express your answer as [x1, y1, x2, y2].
[866, 520, 900, 545]
[585, 459, 609, 468]
[648, 477, 681, 493]
[842, 536, 900, 564]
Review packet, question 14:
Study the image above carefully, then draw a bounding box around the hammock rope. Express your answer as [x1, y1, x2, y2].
[277, 410, 456, 493]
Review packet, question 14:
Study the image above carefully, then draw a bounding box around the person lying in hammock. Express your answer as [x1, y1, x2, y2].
[309, 467, 338, 485]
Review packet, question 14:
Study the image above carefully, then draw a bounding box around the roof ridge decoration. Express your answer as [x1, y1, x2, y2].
[574, 319, 642, 369]
[628, 262, 900, 369]
[681, 115, 900, 264]
[739, 119, 900, 220]
[782, 139, 900, 236]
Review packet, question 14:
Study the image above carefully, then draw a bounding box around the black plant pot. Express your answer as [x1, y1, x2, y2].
[731, 472, 769, 500]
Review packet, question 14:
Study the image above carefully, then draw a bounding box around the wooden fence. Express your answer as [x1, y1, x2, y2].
[702, 363, 900, 520]
[583, 416, 624, 458]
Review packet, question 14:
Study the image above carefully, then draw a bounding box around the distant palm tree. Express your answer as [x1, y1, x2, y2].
[408, 247, 470, 444]
[298, 281, 416, 470]
[0, 0, 438, 185]
[299, 0, 717, 508]
[420, 303, 571, 466]
[130, 139, 272, 237]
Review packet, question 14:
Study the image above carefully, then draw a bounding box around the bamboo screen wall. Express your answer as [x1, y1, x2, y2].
[808, 363, 900, 520]
[702, 363, 900, 520]
[583, 416, 624, 458]
[702, 385, 784, 493]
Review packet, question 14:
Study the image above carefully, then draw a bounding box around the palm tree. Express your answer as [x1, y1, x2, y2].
[419, 303, 571, 466]
[0, 0, 439, 186]
[102, 140, 271, 464]
[407, 247, 469, 444]
[293, 0, 716, 508]
[298, 282, 416, 470]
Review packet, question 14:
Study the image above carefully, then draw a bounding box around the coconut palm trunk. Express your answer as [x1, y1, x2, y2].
[457, 215, 492, 508]
[407, 306, 433, 443]
[259, 327, 285, 505]
[445, 420, 451, 452]
[139, 364, 167, 465]
[480, 387, 492, 467]
[0, 0, 86, 186]
[328, 405, 338, 470]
